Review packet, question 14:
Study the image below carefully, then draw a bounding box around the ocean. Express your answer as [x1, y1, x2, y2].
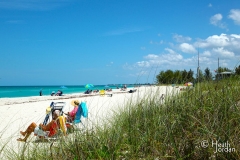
[0, 85, 134, 98]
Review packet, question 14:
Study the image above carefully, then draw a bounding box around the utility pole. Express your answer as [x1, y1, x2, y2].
[217, 57, 219, 81]
[197, 48, 200, 94]
[197, 48, 200, 84]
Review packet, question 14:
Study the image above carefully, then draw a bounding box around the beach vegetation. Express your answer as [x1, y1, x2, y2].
[1, 76, 240, 159]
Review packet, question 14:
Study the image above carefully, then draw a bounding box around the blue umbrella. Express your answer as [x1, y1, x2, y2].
[85, 84, 94, 88]
[60, 86, 67, 89]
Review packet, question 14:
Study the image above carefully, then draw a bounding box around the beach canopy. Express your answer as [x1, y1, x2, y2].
[85, 84, 94, 88]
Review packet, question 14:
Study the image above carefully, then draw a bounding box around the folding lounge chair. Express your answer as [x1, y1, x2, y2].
[35, 102, 66, 141]
[43, 102, 65, 125]
[99, 90, 105, 96]
[66, 101, 88, 132]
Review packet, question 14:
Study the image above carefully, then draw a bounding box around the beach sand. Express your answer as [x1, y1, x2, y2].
[0, 86, 180, 157]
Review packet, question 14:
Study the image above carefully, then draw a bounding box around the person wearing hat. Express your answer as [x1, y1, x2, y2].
[64, 100, 80, 122]
[17, 110, 62, 142]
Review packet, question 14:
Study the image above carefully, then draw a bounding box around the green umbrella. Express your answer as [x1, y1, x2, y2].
[85, 84, 94, 88]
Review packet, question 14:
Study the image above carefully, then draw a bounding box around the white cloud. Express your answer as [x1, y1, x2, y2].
[140, 47, 146, 50]
[144, 54, 159, 59]
[179, 43, 197, 53]
[196, 34, 240, 53]
[150, 40, 164, 45]
[210, 14, 227, 29]
[210, 14, 222, 25]
[133, 48, 184, 68]
[127, 34, 240, 77]
[165, 48, 176, 54]
[212, 47, 234, 57]
[196, 34, 229, 48]
[229, 9, 240, 25]
[208, 3, 212, 7]
[202, 50, 211, 57]
[173, 34, 192, 43]
[136, 61, 151, 67]
[231, 34, 240, 39]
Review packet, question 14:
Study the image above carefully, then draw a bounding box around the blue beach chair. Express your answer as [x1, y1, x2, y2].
[66, 101, 88, 132]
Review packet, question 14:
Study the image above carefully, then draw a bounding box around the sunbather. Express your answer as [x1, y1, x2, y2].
[17, 110, 66, 142]
[55, 90, 63, 96]
[64, 100, 79, 122]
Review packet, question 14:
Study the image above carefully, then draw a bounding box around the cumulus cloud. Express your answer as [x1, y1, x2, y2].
[212, 47, 235, 57]
[179, 43, 197, 53]
[202, 50, 211, 57]
[173, 34, 192, 43]
[136, 61, 151, 67]
[133, 48, 184, 68]
[125, 33, 240, 76]
[210, 13, 227, 29]
[210, 14, 222, 25]
[144, 54, 159, 59]
[150, 40, 164, 45]
[196, 34, 240, 52]
[228, 9, 240, 25]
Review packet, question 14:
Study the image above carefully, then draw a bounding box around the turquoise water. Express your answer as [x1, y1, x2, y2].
[0, 85, 134, 98]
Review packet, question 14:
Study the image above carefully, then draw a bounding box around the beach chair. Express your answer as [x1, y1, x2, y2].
[66, 101, 88, 132]
[35, 102, 66, 141]
[128, 89, 137, 93]
[43, 102, 66, 125]
[99, 90, 105, 96]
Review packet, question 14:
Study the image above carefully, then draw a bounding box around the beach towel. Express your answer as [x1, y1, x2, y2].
[81, 102, 88, 118]
[74, 102, 88, 123]
[58, 116, 67, 135]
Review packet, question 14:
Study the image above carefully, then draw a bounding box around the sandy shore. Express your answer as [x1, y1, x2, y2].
[0, 86, 180, 156]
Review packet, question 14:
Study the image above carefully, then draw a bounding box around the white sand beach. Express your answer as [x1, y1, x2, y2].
[0, 86, 180, 156]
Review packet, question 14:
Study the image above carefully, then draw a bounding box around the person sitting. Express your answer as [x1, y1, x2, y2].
[55, 90, 63, 96]
[64, 100, 79, 122]
[17, 110, 66, 142]
[93, 89, 99, 93]
[51, 91, 55, 96]
[84, 89, 90, 94]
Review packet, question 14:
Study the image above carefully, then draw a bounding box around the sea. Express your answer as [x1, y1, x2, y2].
[0, 85, 134, 98]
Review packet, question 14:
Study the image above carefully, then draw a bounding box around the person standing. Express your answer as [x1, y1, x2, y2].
[39, 89, 43, 96]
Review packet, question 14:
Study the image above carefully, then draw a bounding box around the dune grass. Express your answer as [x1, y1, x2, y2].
[2, 77, 240, 159]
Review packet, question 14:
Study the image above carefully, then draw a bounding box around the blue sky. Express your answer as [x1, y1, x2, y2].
[0, 0, 240, 86]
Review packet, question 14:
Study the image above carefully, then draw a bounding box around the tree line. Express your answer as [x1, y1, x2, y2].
[156, 65, 240, 84]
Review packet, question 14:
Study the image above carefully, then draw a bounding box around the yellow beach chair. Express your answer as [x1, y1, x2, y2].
[99, 90, 105, 96]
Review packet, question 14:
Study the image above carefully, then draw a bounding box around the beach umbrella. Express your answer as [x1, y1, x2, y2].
[60, 86, 67, 89]
[85, 84, 94, 89]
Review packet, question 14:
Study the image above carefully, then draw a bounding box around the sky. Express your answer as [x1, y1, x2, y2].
[0, 0, 240, 86]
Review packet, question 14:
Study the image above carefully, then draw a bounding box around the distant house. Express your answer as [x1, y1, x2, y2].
[216, 71, 233, 80]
